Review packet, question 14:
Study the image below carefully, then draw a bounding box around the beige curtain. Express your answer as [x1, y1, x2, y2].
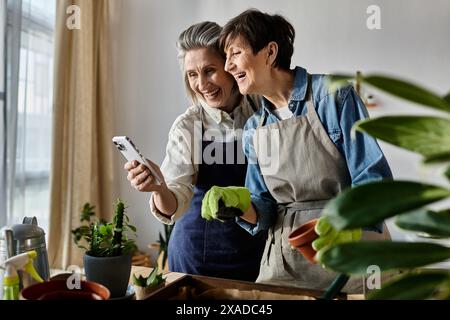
[48, 0, 116, 269]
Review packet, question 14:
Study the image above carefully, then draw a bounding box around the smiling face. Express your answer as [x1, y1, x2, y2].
[184, 47, 239, 112]
[224, 36, 272, 95]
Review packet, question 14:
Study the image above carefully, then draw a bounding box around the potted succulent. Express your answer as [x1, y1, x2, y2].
[72, 199, 137, 298]
[318, 73, 450, 299]
[132, 266, 166, 300]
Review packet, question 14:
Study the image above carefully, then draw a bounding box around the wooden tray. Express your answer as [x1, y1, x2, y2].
[144, 274, 346, 300]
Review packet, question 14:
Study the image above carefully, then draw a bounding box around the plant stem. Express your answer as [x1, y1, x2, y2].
[90, 224, 98, 254]
[320, 273, 350, 300]
[112, 199, 125, 256]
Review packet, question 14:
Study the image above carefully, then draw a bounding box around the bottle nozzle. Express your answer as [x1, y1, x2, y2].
[24, 253, 44, 283]
[27, 251, 37, 259]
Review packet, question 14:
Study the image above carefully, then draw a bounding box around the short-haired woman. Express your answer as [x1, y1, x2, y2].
[202, 10, 392, 292]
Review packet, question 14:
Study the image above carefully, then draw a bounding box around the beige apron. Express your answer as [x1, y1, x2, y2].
[253, 75, 390, 293]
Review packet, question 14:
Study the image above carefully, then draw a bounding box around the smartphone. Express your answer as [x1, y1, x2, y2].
[112, 136, 162, 185]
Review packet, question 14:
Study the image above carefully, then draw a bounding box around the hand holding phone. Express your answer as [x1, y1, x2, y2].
[112, 136, 163, 185]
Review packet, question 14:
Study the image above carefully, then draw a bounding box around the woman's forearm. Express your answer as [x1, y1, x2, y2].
[152, 185, 178, 217]
[240, 203, 258, 225]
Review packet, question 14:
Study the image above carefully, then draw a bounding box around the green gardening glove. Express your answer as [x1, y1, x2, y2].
[312, 216, 362, 263]
[201, 186, 251, 222]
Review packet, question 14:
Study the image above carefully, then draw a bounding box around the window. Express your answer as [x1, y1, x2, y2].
[1, 0, 55, 234]
[0, 0, 6, 228]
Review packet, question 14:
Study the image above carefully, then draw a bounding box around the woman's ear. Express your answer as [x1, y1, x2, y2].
[266, 41, 278, 66]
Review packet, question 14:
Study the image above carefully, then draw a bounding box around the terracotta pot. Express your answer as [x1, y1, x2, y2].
[21, 279, 110, 300]
[288, 219, 319, 264]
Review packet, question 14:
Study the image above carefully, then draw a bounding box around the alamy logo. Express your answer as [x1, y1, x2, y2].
[65, 265, 82, 289]
[366, 5, 382, 30]
[253, 127, 280, 176]
[366, 265, 381, 290]
[66, 5, 81, 30]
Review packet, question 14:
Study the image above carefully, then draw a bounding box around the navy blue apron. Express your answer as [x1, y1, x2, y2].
[168, 101, 266, 281]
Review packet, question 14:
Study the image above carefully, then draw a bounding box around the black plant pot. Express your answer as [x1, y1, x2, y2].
[83, 254, 132, 298]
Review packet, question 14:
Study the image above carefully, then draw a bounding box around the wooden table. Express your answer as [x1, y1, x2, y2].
[130, 266, 365, 300]
[51, 266, 363, 300]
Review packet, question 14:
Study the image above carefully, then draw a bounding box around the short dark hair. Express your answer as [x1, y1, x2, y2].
[220, 9, 295, 70]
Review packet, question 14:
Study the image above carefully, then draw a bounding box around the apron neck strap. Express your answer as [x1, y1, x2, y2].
[305, 74, 316, 117]
[199, 106, 206, 135]
[257, 110, 267, 128]
[247, 96, 257, 112]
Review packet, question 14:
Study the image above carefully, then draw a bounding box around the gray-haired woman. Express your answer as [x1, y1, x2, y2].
[124, 21, 266, 281]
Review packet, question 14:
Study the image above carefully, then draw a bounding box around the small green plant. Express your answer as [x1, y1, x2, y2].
[72, 199, 137, 257]
[72, 203, 104, 248]
[132, 266, 165, 288]
[320, 72, 450, 299]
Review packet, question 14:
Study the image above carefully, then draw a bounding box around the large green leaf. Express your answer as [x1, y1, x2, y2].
[423, 151, 450, 164]
[362, 75, 450, 113]
[368, 272, 450, 300]
[325, 180, 450, 230]
[320, 242, 450, 274]
[396, 208, 450, 238]
[354, 116, 450, 159]
[444, 91, 450, 105]
[445, 165, 450, 182]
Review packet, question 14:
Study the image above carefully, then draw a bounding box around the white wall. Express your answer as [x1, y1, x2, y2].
[0, 0, 4, 93]
[111, 0, 450, 260]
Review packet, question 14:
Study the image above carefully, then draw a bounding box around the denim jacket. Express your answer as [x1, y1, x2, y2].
[237, 66, 393, 235]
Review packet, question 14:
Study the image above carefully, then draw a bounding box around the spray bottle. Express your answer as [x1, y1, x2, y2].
[1, 250, 44, 300]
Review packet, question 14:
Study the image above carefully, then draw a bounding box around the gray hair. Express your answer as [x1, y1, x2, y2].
[176, 21, 225, 104]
